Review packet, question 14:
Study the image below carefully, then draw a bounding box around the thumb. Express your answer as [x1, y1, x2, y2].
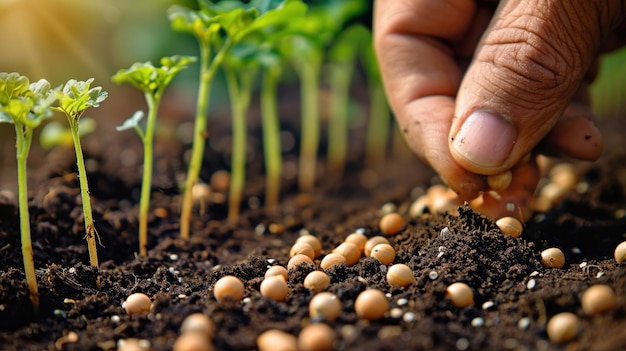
[449, 0, 623, 175]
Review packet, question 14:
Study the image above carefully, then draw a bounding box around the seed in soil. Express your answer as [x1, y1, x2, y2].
[288, 254, 314, 270]
[495, 216, 523, 238]
[210, 170, 230, 193]
[117, 338, 151, 351]
[180, 313, 215, 337]
[257, 329, 297, 351]
[332, 242, 360, 266]
[541, 248, 565, 269]
[290, 241, 315, 260]
[173, 331, 214, 351]
[213, 275, 245, 303]
[265, 266, 288, 280]
[445, 282, 474, 308]
[379, 212, 404, 235]
[615, 241, 626, 264]
[295, 235, 322, 258]
[364, 236, 390, 257]
[298, 323, 336, 351]
[354, 289, 389, 321]
[260, 275, 289, 301]
[386, 263, 416, 287]
[546, 312, 580, 343]
[370, 243, 396, 265]
[303, 271, 331, 292]
[487, 170, 512, 191]
[320, 253, 346, 270]
[344, 232, 367, 252]
[309, 292, 342, 322]
[123, 293, 152, 315]
[581, 284, 616, 316]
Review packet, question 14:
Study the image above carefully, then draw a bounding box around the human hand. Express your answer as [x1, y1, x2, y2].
[374, 0, 625, 219]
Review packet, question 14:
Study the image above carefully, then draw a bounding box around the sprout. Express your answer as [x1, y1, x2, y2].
[287, 254, 314, 270]
[320, 253, 346, 270]
[123, 293, 152, 315]
[298, 323, 336, 351]
[495, 216, 523, 238]
[309, 292, 341, 322]
[541, 248, 565, 269]
[354, 289, 389, 321]
[290, 242, 315, 260]
[257, 329, 297, 351]
[581, 285, 616, 316]
[180, 313, 215, 337]
[265, 266, 288, 281]
[615, 241, 626, 264]
[364, 236, 390, 257]
[379, 212, 405, 236]
[445, 282, 474, 308]
[260, 275, 289, 302]
[295, 235, 322, 258]
[386, 264, 416, 287]
[332, 242, 360, 266]
[487, 170, 512, 191]
[213, 275, 245, 303]
[370, 244, 396, 265]
[546, 312, 580, 343]
[303, 271, 331, 293]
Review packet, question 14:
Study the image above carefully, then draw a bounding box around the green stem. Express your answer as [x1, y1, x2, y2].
[298, 62, 321, 193]
[365, 82, 391, 168]
[327, 61, 354, 177]
[137, 92, 160, 256]
[69, 119, 98, 267]
[180, 39, 232, 239]
[261, 67, 282, 209]
[15, 125, 39, 317]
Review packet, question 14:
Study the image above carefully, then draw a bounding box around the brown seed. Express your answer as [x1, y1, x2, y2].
[344, 232, 367, 253]
[213, 275, 245, 303]
[333, 242, 360, 266]
[541, 248, 565, 269]
[379, 212, 404, 236]
[615, 241, 626, 264]
[549, 163, 578, 189]
[257, 329, 297, 351]
[370, 244, 396, 265]
[173, 331, 214, 351]
[309, 292, 342, 322]
[298, 323, 336, 351]
[180, 313, 215, 337]
[320, 253, 346, 270]
[546, 312, 579, 343]
[487, 170, 512, 191]
[364, 236, 390, 257]
[386, 264, 416, 287]
[287, 254, 314, 270]
[210, 170, 230, 193]
[123, 293, 151, 315]
[290, 242, 315, 260]
[303, 271, 331, 292]
[495, 216, 523, 238]
[429, 187, 462, 215]
[445, 282, 474, 308]
[354, 289, 389, 320]
[295, 235, 322, 258]
[409, 195, 429, 218]
[265, 266, 288, 281]
[581, 284, 616, 316]
[260, 275, 289, 301]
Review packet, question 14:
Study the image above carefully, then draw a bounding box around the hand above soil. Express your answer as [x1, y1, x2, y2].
[374, 0, 626, 219]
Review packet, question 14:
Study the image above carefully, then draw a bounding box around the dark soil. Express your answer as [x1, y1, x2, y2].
[1, 90, 626, 351]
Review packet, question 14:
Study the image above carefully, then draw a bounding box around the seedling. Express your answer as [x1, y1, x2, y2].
[0, 72, 58, 316]
[53, 78, 108, 268]
[112, 55, 194, 256]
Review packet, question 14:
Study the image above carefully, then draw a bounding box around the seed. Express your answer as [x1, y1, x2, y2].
[370, 244, 396, 265]
[295, 235, 322, 258]
[210, 170, 230, 193]
[344, 232, 367, 253]
[117, 338, 151, 351]
[445, 282, 474, 308]
[386, 263, 416, 287]
[379, 213, 404, 236]
[487, 170, 512, 191]
[290, 242, 315, 260]
[180, 313, 215, 337]
[123, 293, 151, 315]
[354, 289, 389, 321]
[173, 331, 214, 351]
[192, 183, 212, 204]
[287, 254, 314, 270]
[257, 329, 297, 351]
[303, 271, 331, 292]
[213, 275, 245, 303]
[549, 163, 578, 189]
[541, 248, 565, 269]
[409, 195, 429, 217]
[495, 216, 523, 238]
[298, 323, 336, 351]
[265, 266, 288, 281]
[320, 253, 346, 270]
[364, 236, 390, 257]
[546, 312, 579, 343]
[333, 242, 360, 266]
[615, 241, 626, 264]
[260, 275, 289, 301]
[581, 284, 616, 316]
[309, 292, 342, 322]
[428, 187, 462, 215]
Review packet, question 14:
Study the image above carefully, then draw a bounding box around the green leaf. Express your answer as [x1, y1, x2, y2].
[0, 72, 30, 106]
[0, 74, 57, 127]
[56, 78, 108, 121]
[112, 55, 194, 97]
[116, 110, 144, 132]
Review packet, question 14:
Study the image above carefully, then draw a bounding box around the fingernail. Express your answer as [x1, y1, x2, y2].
[451, 110, 516, 170]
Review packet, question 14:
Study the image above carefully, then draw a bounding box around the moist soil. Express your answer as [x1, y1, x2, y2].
[1, 89, 626, 351]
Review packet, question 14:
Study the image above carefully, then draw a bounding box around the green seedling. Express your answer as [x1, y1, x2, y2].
[112, 55, 194, 256]
[0, 72, 59, 317]
[53, 78, 108, 267]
